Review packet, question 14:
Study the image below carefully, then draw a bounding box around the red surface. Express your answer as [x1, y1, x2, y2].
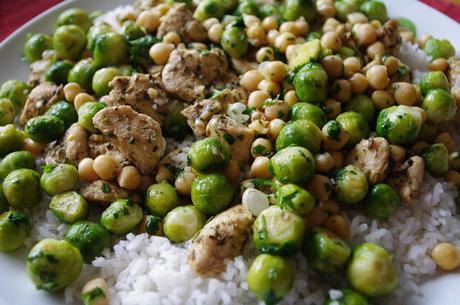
[0, 0, 459, 42]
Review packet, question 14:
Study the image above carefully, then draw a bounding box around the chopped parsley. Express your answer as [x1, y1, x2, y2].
[101, 183, 110, 193]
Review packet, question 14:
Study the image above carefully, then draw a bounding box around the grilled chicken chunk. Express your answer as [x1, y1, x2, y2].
[80, 180, 130, 206]
[28, 59, 51, 88]
[387, 156, 425, 203]
[377, 19, 402, 55]
[188, 205, 253, 276]
[88, 134, 130, 167]
[45, 123, 88, 166]
[19, 82, 63, 125]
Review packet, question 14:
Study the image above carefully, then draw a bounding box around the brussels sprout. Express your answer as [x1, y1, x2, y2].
[65, 221, 111, 263]
[93, 33, 129, 68]
[375, 105, 422, 146]
[421, 89, 457, 123]
[0, 151, 35, 179]
[424, 38, 456, 60]
[282, 0, 317, 23]
[0, 80, 30, 112]
[221, 24, 249, 58]
[87, 23, 113, 51]
[307, 32, 322, 42]
[163, 102, 191, 140]
[163, 205, 206, 242]
[188, 137, 231, 172]
[338, 46, 356, 58]
[92, 67, 122, 97]
[41, 163, 78, 196]
[24, 33, 53, 62]
[270, 146, 316, 184]
[303, 228, 351, 273]
[193, 0, 226, 22]
[324, 289, 369, 305]
[418, 122, 438, 142]
[288, 39, 322, 70]
[0, 211, 30, 251]
[422, 143, 449, 176]
[57, 8, 92, 32]
[50, 191, 88, 223]
[276, 119, 322, 153]
[364, 183, 399, 220]
[139, 214, 163, 235]
[53, 25, 87, 61]
[3, 169, 41, 209]
[0, 124, 25, 156]
[0, 98, 15, 126]
[260, 3, 281, 18]
[45, 101, 78, 129]
[237, 0, 260, 16]
[146, 182, 179, 217]
[68, 58, 97, 92]
[100, 199, 143, 234]
[345, 95, 376, 122]
[0, 185, 8, 214]
[336, 112, 370, 147]
[360, 0, 388, 22]
[277, 184, 315, 216]
[122, 20, 145, 40]
[247, 254, 294, 305]
[191, 173, 234, 215]
[25, 115, 65, 143]
[335, 0, 359, 21]
[335, 165, 368, 204]
[78, 101, 105, 132]
[253, 205, 305, 254]
[45, 61, 74, 85]
[290, 102, 326, 127]
[347, 242, 398, 297]
[128, 35, 159, 71]
[26, 239, 83, 291]
[420, 71, 450, 95]
[294, 62, 328, 104]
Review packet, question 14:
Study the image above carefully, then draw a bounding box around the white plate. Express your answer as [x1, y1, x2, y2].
[0, 0, 459, 304]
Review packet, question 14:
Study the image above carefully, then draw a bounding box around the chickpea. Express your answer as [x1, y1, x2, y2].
[262, 16, 278, 31]
[24, 138, 46, 155]
[154, 3, 170, 16]
[412, 106, 427, 123]
[163, 32, 181, 45]
[243, 15, 261, 28]
[248, 90, 270, 108]
[318, 199, 340, 214]
[203, 18, 219, 30]
[366, 65, 389, 90]
[315, 152, 336, 174]
[371, 90, 395, 109]
[274, 32, 297, 53]
[383, 56, 400, 76]
[93, 155, 118, 181]
[261, 61, 288, 82]
[266, 29, 280, 45]
[431, 242, 460, 271]
[74, 93, 95, 110]
[117, 166, 142, 190]
[349, 73, 368, 94]
[352, 23, 377, 47]
[389, 145, 406, 163]
[149, 42, 174, 65]
[317, 2, 335, 20]
[307, 174, 333, 201]
[240, 70, 264, 93]
[445, 170, 460, 187]
[284, 90, 298, 106]
[429, 58, 449, 72]
[78, 158, 99, 182]
[175, 171, 196, 195]
[325, 214, 350, 238]
[321, 55, 343, 79]
[285, 44, 299, 60]
[320, 31, 342, 52]
[400, 30, 415, 44]
[256, 47, 275, 63]
[279, 21, 298, 35]
[329, 150, 343, 168]
[251, 138, 273, 157]
[343, 57, 361, 79]
[321, 123, 349, 150]
[306, 206, 329, 228]
[137, 10, 160, 33]
[294, 19, 309, 36]
[155, 165, 173, 182]
[63, 82, 82, 103]
[414, 85, 423, 103]
[247, 24, 266, 44]
[248, 119, 269, 134]
[366, 41, 385, 58]
[322, 18, 340, 33]
[249, 156, 272, 178]
[453, 88, 460, 108]
[267, 118, 286, 140]
[347, 12, 368, 24]
[435, 132, 455, 152]
[207, 23, 224, 43]
[324, 99, 342, 119]
[264, 100, 289, 120]
[418, 35, 433, 49]
[392, 82, 417, 106]
[331, 79, 352, 103]
[222, 160, 241, 184]
[257, 79, 281, 96]
[82, 278, 109, 305]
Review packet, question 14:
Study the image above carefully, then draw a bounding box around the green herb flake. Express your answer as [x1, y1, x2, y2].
[101, 183, 110, 193]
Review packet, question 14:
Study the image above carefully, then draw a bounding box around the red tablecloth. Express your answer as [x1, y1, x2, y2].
[0, 0, 459, 42]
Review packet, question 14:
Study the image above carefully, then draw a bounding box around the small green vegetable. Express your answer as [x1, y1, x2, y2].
[0, 98, 15, 126]
[294, 62, 328, 104]
[277, 183, 315, 216]
[0, 211, 30, 252]
[375, 105, 422, 146]
[41, 164, 78, 196]
[422, 143, 449, 176]
[100, 199, 143, 234]
[0, 150, 35, 179]
[345, 95, 376, 122]
[421, 89, 457, 123]
[3, 169, 41, 209]
[78, 101, 105, 133]
[163, 205, 206, 242]
[191, 173, 234, 215]
[24, 33, 53, 62]
[221, 24, 249, 58]
[56, 8, 92, 32]
[424, 38, 456, 59]
[188, 137, 231, 172]
[93, 33, 129, 68]
[53, 25, 87, 61]
[290, 102, 326, 128]
[0, 80, 30, 112]
[364, 183, 400, 220]
[145, 182, 179, 217]
[270, 146, 316, 184]
[68, 58, 97, 92]
[92, 67, 122, 97]
[45, 101, 78, 129]
[336, 112, 370, 148]
[276, 119, 322, 153]
[324, 288, 369, 305]
[335, 165, 368, 204]
[45, 61, 74, 85]
[360, 0, 388, 22]
[50, 191, 88, 223]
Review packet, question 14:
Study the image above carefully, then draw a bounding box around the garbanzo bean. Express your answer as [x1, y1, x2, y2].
[392, 82, 417, 106]
[431, 242, 460, 271]
[251, 138, 273, 157]
[258, 79, 281, 96]
[93, 155, 118, 181]
[207, 23, 224, 43]
[350, 73, 368, 94]
[418, 35, 433, 49]
[267, 118, 286, 140]
[321, 121, 349, 150]
[367, 41, 385, 58]
[248, 90, 270, 108]
[315, 152, 336, 174]
[366, 65, 389, 90]
[241, 70, 264, 92]
[266, 29, 280, 45]
[324, 99, 342, 119]
[347, 12, 368, 24]
[274, 32, 297, 53]
[371, 90, 395, 109]
[256, 47, 275, 63]
[117, 166, 142, 190]
[149, 42, 175, 65]
[352, 23, 377, 47]
[320, 31, 342, 52]
[264, 100, 289, 120]
[284, 90, 298, 106]
[203, 18, 219, 30]
[63, 82, 82, 103]
[307, 174, 333, 201]
[429, 58, 449, 72]
[249, 156, 272, 178]
[279, 21, 298, 35]
[137, 10, 160, 33]
[163, 32, 181, 45]
[247, 24, 266, 43]
[321, 55, 343, 79]
[343, 57, 361, 79]
[175, 171, 196, 195]
[78, 158, 99, 182]
[325, 214, 350, 238]
[294, 19, 309, 36]
[24, 138, 46, 155]
[322, 17, 340, 33]
[262, 16, 278, 31]
[389, 145, 406, 163]
[383, 56, 400, 76]
[435, 132, 455, 152]
[331, 79, 352, 103]
[74, 93, 95, 110]
[243, 15, 261, 28]
[261, 61, 288, 82]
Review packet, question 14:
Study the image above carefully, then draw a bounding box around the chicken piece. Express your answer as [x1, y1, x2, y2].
[92, 105, 166, 175]
[346, 137, 390, 185]
[88, 134, 130, 166]
[188, 205, 253, 276]
[45, 123, 89, 166]
[448, 57, 460, 86]
[231, 57, 259, 75]
[157, 3, 206, 43]
[107, 73, 169, 123]
[80, 180, 130, 206]
[387, 156, 425, 203]
[377, 19, 402, 55]
[28, 59, 52, 88]
[161, 48, 228, 102]
[206, 115, 255, 163]
[208, 73, 248, 104]
[19, 82, 63, 125]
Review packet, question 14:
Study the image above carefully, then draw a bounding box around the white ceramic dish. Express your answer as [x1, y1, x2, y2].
[0, 0, 459, 304]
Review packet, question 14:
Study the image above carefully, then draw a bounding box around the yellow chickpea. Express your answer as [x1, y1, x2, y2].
[329, 150, 343, 168]
[347, 12, 368, 24]
[117, 166, 142, 190]
[320, 31, 342, 52]
[240, 70, 264, 93]
[435, 132, 455, 152]
[307, 174, 333, 201]
[285, 44, 300, 60]
[256, 47, 275, 63]
[317, 2, 335, 20]
[175, 171, 196, 195]
[332, 79, 352, 103]
[257, 79, 281, 96]
[445, 170, 460, 187]
[261, 61, 288, 82]
[63, 82, 82, 103]
[371, 90, 395, 109]
[247, 24, 266, 43]
[274, 32, 297, 53]
[154, 3, 170, 16]
[321, 55, 344, 79]
[343, 57, 361, 79]
[249, 156, 272, 178]
[163, 32, 181, 45]
[74, 93, 95, 110]
[279, 21, 298, 35]
[249, 119, 269, 134]
[251, 138, 273, 157]
[325, 214, 350, 238]
[324, 99, 342, 119]
[321, 122, 349, 150]
[315, 152, 336, 174]
[243, 14, 261, 28]
[203, 18, 219, 30]
[262, 16, 278, 31]
[266, 29, 280, 45]
[82, 278, 109, 305]
[429, 58, 449, 72]
[294, 19, 309, 36]
[366, 65, 389, 90]
[431, 242, 460, 271]
[149, 42, 175, 65]
[383, 56, 400, 76]
[389, 145, 406, 163]
[264, 100, 290, 120]
[137, 10, 161, 33]
[24, 138, 46, 155]
[322, 18, 341, 33]
[306, 206, 329, 228]
[349, 73, 368, 94]
[248, 90, 270, 108]
[284, 90, 298, 106]
[267, 118, 286, 140]
[418, 35, 433, 49]
[366, 41, 385, 58]
[78, 158, 99, 182]
[93, 155, 118, 181]
[352, 23, 377, 47]
[392, 82, 417, 106]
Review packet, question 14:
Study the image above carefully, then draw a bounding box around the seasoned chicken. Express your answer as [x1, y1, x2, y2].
[377, 19, 402, 55]
[208, 73, 248, 104]
[188, 205, 253, 276]
[80, 180, 130, 206]
[346, 137, 390, 185]
[92, 105, 166, 175]
[107, 73, 169, 123]
[19, 82, 63, 125]
[28, 59, 51, 88]
[387, 156, 425, 203]
[157, 3, 206, 43]
[206, 115, 255, 163]
[45, 123, 89, 166]
[231, 57, 259, 75]
[161, 48, 228, 102]
[88, 134, 130, 166]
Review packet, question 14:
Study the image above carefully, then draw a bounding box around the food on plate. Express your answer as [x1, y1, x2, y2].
[0, 1, 459, 304]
